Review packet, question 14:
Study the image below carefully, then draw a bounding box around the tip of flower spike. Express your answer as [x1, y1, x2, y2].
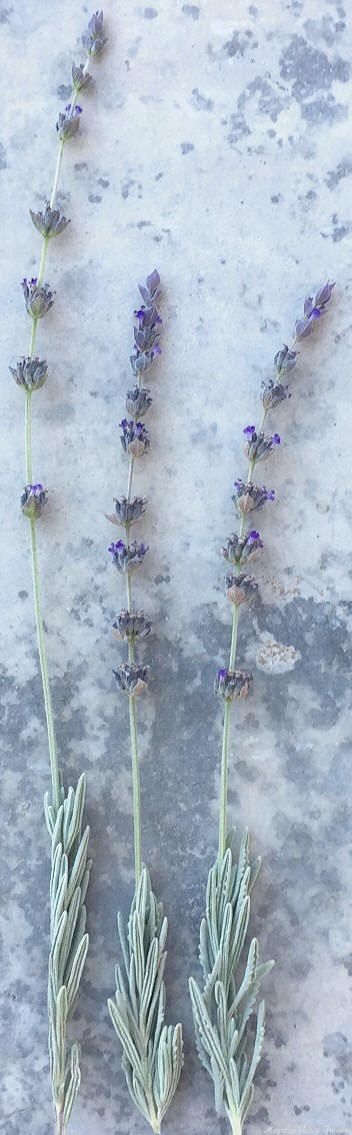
[243, 425, 256, 439]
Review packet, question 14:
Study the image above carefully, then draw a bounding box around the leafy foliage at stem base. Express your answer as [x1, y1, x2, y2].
[44, 772, 91, 1129]
[108, 867, 183, 1132]
[189, 828, 274, 1135]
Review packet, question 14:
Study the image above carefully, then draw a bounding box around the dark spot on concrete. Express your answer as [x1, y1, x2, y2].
[279, 36, 350, 101]
[181, 142, 194, 154]
[74, 162, 88, 173]
[223, 30, 247, 57]
[144, 6, 158, 17]
[192, 87, 213, 111]
[301, 96, 348, 124]
[326, 157, 352, 188]
[155, 172, 163, 179]
[271, 194, 280, 203]
[97, 177, 109, 188]
[57, 83, 72, 100]
[18, 590, 28, 600]
[236, 76, 289, 125]
[304, 16, 346, 46]
[154, 573, 170, 584]
[182, 3, 199, 17]
[0, 8, 12, 22]
[136, 220, 151, 228]
[0, 142, 6, 169]
[88, 194, 102, 203]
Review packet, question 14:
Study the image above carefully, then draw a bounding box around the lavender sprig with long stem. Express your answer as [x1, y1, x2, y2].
[10, 13, 107, 1135]
[189, 281, 335, 1135]
[107, 272, 183, 1132]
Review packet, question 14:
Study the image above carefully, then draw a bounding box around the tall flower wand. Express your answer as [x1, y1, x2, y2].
[106, 271, 183, 1132]
[9, 13, 107, 1135]
[189, 282, 335, 1135]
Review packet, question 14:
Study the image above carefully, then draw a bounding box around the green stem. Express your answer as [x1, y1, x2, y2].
[125, 449, 142, 883]
[49, 140, 65, 210]
[129, 692, 142, 884]
[37, 236, 49, 289]
[25, 391, 33, 482]
[30, 517, 61, 814]
[218, 606, 240, 859]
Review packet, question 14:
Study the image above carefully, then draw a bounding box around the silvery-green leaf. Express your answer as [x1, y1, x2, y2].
[65, 825, 90, 905]
[66, 933, 89, 1012]
[108, 997, 144, 1079]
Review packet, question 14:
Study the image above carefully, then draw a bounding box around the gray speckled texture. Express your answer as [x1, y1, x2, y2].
[1, 2, 352, 1133]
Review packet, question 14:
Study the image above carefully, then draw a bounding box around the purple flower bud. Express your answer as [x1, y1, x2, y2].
[222, 530, 263, 567]
[314, 280, 335, 309]
[21, 483, 48, 519]
[30, 203, 70, 238]
[113, 662, 148, 697]
[125, 386, 152, 418]
[22, 278, 55, 319]
[233, 480, 275, 514]
[119, 419, 150, 457]
[274, 345, 298, 375]
[72, 62, 93, 92]
[56, 105, 83, 142]
[82, 9, 108, 56]
[214, 667, 253, 701]
[261, 379, 290, 411]
[243, 426, 280, 463]
[225, 572, 258, 606]
[9, 356, 48, 391]
[108, 540, 149, 573]
[112, 609, 152, 640]
[105, 495, 147, 526]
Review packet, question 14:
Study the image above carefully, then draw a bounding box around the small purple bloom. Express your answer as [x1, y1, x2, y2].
[22, 278, 55, 319]
[108, 540, 149, 573]
[225, 573, 258, 606]
[112, 609, 152, 641]
[214, 667, 253, 701]
[274, 345, 298, 375]
[243, 427, 281, 463]
[105, 495, 147, 526]
[233, 480, 275, 514]
[119, 418, 150, 457]
[314, 280, 335, 309]
[56, 105, 83, 142]
[113, 662, 148, 696]
[221, 530, 263, 567]
[21, 483, 48, 519]
[82, 9, 108, 56]
[261, 379, 290, 412]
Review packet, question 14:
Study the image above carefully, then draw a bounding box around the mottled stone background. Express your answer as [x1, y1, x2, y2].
[1, 1, 352, 1133]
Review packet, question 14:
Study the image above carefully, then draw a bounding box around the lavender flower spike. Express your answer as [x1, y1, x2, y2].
[107, 275, 183, 1129]
[190, 281, 337, 1135]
